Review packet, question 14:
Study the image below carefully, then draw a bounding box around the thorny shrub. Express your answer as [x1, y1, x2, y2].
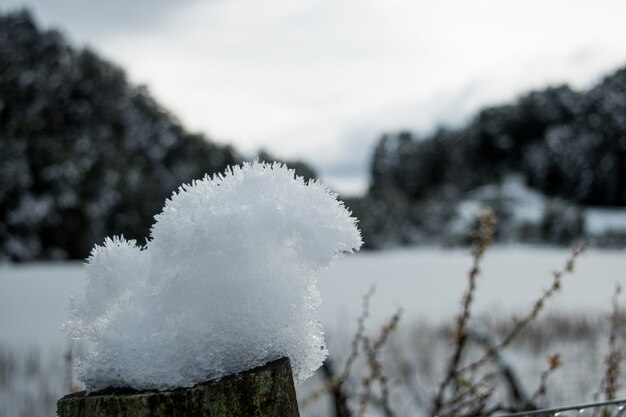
[301, 209, 624, 417]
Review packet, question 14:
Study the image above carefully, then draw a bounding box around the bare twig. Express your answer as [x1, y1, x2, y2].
[527, 353, 562, 406]
[459, 242, 586, 376]
[432, 209, 496, 417]
[592, 284, 624, 417]
[300, 286, 377, 415]
[605, 284, 623, 400]
[300, 285, 402, 417]
[359, 309, 402, 417]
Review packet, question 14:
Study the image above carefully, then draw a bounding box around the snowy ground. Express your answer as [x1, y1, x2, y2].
[2, 246, 624, 349]
[0, 246, 625, 416]
[454, 175, 626, 235]
[318, 246, 625, 330]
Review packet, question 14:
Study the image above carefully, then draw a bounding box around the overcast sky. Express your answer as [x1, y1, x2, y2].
[3, 0, 626, 194]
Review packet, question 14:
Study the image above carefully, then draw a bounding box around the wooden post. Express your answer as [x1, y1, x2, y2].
[57, 357, 300, 417]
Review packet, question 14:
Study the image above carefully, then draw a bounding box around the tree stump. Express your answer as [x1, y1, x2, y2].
[57, 357, 300, 417]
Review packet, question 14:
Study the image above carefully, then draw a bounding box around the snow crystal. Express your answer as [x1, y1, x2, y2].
[64, 161, 362, 391]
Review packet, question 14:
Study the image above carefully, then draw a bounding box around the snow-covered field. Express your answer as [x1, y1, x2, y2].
[2, 246, 624, 350]
[0, 246, 624, 416]
[319, 246, 625, 331]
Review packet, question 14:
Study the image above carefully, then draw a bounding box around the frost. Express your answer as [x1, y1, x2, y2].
[64, 161, 362, 391]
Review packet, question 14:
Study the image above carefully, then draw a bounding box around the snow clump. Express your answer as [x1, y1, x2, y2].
[64, 161, 362, 391]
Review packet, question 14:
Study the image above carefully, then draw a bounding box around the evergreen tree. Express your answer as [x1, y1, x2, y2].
[0, 10, 239, 261]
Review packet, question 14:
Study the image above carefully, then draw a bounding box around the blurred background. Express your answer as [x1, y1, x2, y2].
[0, 1, 625, 416]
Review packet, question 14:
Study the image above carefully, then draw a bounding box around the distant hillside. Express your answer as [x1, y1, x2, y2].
[3, 10, 624, 259]
[0, 10, 319, 262]
[0, 10, 243, 261]
[351, 66, 626, 248]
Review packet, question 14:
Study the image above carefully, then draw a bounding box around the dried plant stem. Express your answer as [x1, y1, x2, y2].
[527, 353, 562, 406]
[301, 286, 401, 417]
[605, 284, 623, 400]
[303, 210, 597, 417]
[299, 286, 377, 415]
[343, 285, 377, 381]
[359, 309, 402, 417]
[593, 284, 624, 417]
[432, 209, 496, 417]
[459, 243, 586, 376]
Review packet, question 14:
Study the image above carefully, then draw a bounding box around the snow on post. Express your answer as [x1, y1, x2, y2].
[63, 161, 362, 391]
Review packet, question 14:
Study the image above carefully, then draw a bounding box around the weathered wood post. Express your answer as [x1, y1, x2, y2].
[57, 357, 300, 417]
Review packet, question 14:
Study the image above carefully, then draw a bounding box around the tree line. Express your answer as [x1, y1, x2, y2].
[0, 10, 313, 261]
[349, 65, 626, 247]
